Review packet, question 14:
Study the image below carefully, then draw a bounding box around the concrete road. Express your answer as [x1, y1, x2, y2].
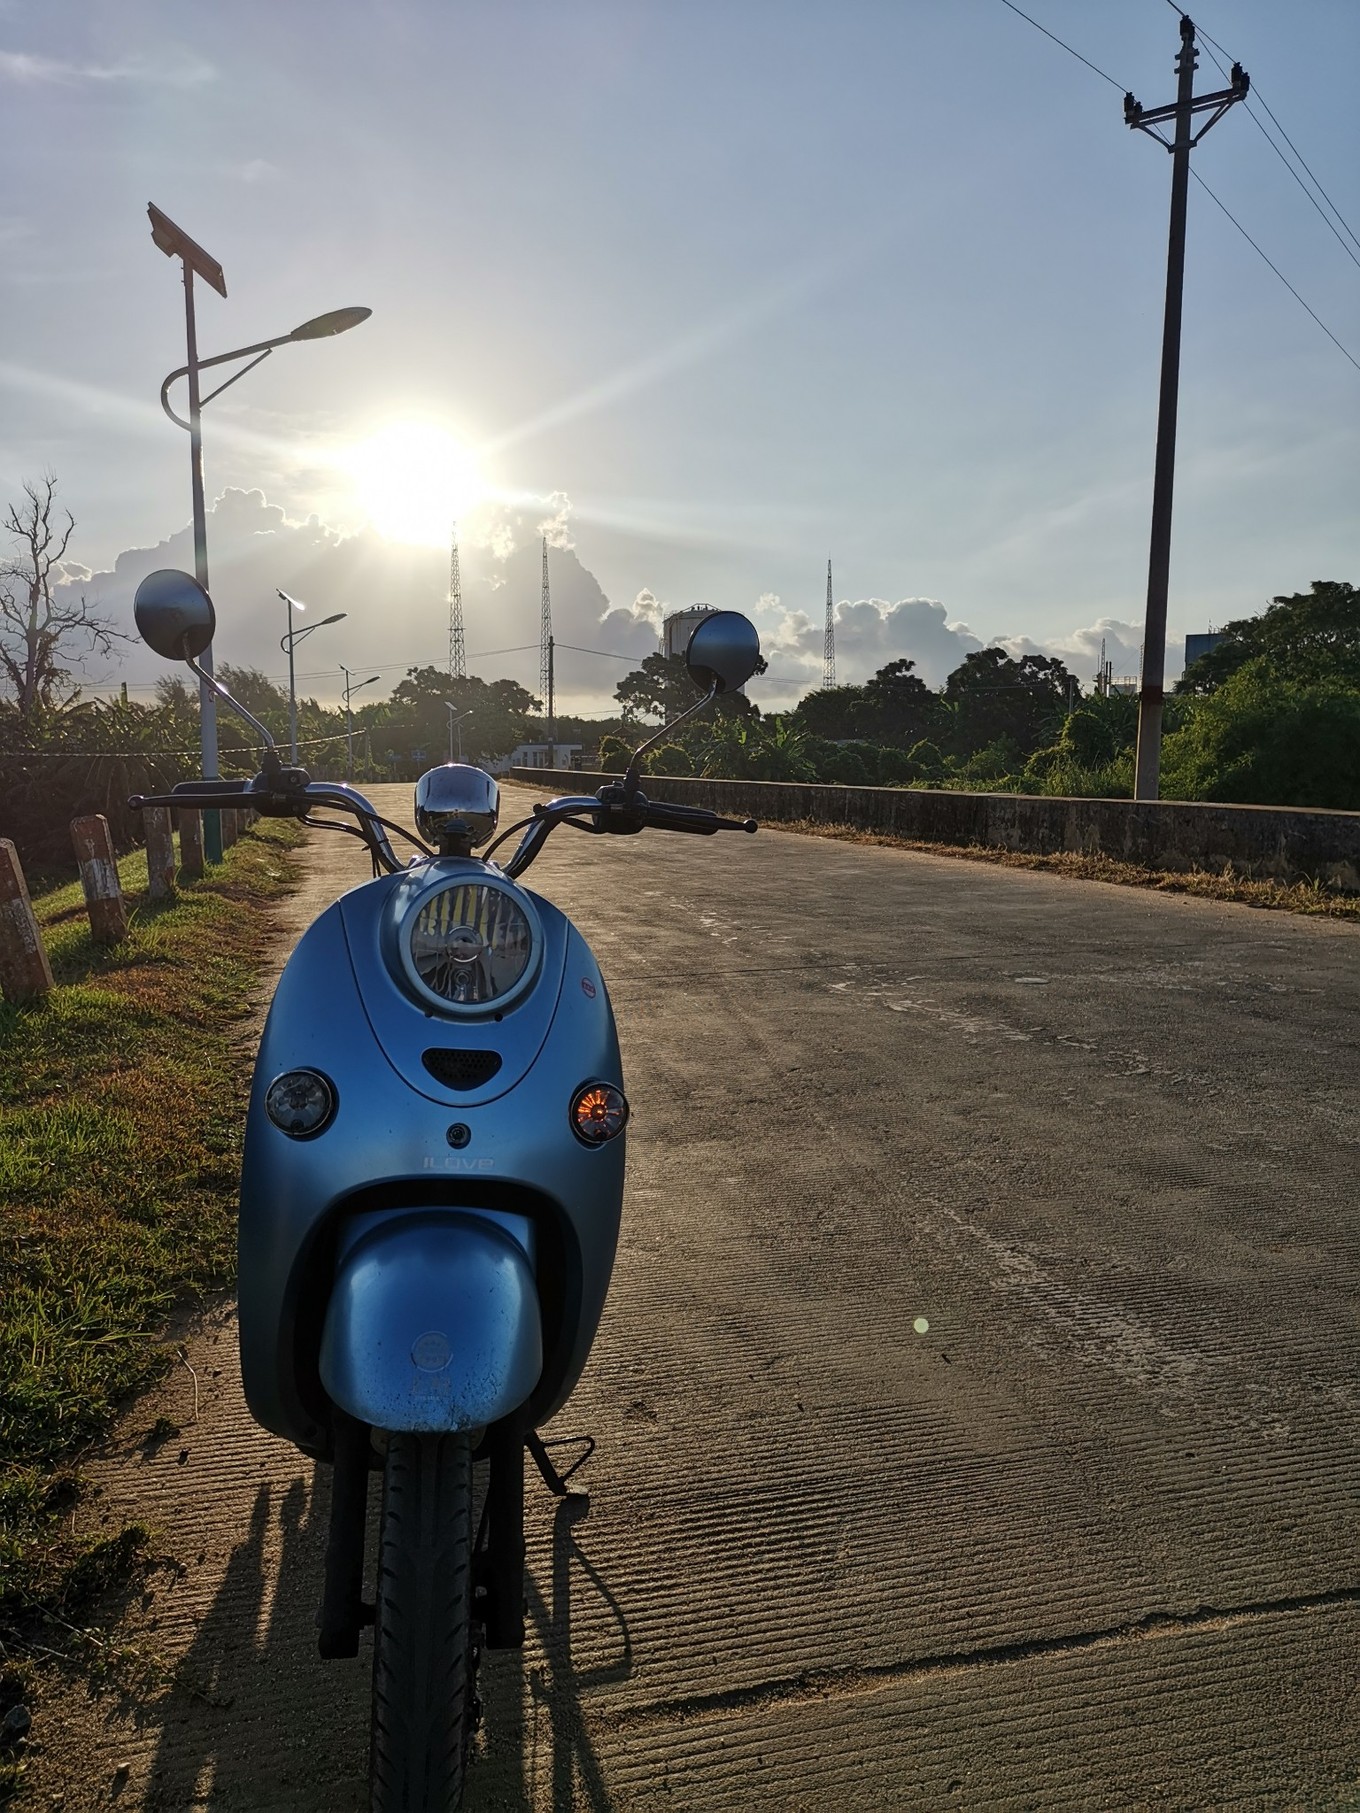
[34, 785, 1359, 1808]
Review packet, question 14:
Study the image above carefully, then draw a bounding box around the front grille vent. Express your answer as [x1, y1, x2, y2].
[422, 1048, 503, 1091]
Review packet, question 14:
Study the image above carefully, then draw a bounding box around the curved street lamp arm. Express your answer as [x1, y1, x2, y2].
[159, 332, 294, 430]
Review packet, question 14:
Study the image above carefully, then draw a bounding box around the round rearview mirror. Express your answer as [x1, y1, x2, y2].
[685, 611, 761, 694]
[134, 569, 216, 661]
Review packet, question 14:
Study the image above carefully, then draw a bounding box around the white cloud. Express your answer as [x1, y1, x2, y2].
[763, 595, 983, 692]
[612, 588, 665, 629]
[995, 618, 1147, 686]
[58, 486, 661, 715]
[535, 490, 575, 551]
[225, 158, 278, 184]
[0, 46, 214, 86]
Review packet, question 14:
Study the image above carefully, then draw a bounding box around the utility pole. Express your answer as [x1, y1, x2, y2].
[540, 537, 555, 748]
[1125, 17, 1248, 800]
[823, 559, 836, 690]
[448, 524, 465, 679]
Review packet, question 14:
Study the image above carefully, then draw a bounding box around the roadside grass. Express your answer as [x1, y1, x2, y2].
[775, 818, 1360, 920]
[0, 822, 304, 1715]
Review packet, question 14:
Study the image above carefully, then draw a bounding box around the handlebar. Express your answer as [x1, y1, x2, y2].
[498, 786, 757, 878]
[131, 774, 757, 884]
[127, 776, 410, 874]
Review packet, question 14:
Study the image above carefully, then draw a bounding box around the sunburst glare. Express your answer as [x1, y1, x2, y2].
[345, 421, 486, 546]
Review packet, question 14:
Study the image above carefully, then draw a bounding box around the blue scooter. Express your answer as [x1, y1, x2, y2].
[130, 569, 761, 1810]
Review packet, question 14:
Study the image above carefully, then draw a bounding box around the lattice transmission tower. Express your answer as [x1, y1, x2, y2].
[823, 559, 836, 690]
[539, 537, 555, 742]
[447, 524, 465, 678]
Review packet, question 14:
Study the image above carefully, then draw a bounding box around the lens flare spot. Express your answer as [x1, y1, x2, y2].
[347, 421, 485, 547]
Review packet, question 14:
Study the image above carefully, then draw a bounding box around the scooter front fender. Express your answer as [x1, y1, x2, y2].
[318, 1210, 542, 1433]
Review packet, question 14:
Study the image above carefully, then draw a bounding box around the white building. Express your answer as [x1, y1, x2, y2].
[500, 741, 583, 773]
[662, 605, 719, 663]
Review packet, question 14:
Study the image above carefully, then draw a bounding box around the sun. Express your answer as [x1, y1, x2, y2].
[346, 422, 486, 546]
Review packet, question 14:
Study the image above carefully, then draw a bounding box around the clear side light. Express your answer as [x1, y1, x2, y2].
[265, 1070, 337, 1138]
[571, 1082, 628, 1146]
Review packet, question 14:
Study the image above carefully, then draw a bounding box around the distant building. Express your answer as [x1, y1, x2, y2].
[500, 740, 583, 773]
[1184, 631, 1225, 672]
[662, 605, 719, 663]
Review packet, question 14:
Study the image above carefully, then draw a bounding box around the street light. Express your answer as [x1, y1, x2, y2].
[444, 701, 475, 764]
[278, 590, 345, 762]
[149, 201, 370, 856]
[341, 664, 380, 782]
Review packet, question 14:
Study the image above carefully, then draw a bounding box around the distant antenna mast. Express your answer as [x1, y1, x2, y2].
[540, 536, 555, 743]
[823, 559, 836, 689]
[447, 523, 465, 678]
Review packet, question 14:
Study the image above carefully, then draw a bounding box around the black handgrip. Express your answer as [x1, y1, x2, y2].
[129, 789, 258, 811]
[643, 802, 720, 836]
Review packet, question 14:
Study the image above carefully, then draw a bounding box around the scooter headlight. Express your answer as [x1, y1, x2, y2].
[265, 1069, 336, 1138]
[402, 880, 539, 1014]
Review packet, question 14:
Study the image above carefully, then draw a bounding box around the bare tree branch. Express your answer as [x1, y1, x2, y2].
[0, 472, 131, 716]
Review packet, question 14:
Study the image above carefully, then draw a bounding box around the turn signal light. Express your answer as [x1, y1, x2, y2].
[570, 1082, 628, 1146]
[265, 1069, 337, 1138]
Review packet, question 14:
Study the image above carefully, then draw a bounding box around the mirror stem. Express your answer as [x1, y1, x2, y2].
[624, 683, 718, 796]
[181, 647, 280, 760]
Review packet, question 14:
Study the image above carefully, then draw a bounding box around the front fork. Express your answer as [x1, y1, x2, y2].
[315, 1413, 593, 1659]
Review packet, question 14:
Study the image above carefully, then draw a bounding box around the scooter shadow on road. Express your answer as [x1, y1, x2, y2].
[473, 1493, 632, 1812]
[143, 1469, 367, 1811]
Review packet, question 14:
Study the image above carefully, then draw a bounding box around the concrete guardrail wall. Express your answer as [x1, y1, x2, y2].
[509, 769, 1360, 893]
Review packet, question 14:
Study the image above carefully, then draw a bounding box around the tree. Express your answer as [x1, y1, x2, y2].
[942, 648, 1074, 757]
[791, 684, 871, 743]
[382, 668, 538, 766]
[861, 658, 942, 746]
[1177, 581, 1360, 694]
[614, 654, 703, 727]
[1162, 658, 1360, 810]
[0, 474, 129, 715]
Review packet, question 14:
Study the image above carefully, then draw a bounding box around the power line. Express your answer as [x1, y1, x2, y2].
[1189, 166, 1360, 375]
[1249, 87, 1360, 258]
[997, 0, 1360, 377]
[1165, 0, 1360, 256]
[554, 642, 644, 662]
[1191, 26, 1360, 274]
[995, 0, 1126, 90]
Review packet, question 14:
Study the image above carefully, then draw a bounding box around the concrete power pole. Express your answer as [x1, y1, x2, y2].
[1126, 16, 1248, 800]
[823, 559, 836, 690]
[540, 537, 555, 745]
[448, 525, 465, 679]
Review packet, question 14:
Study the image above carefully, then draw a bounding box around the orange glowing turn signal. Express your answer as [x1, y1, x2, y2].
[570, 1083, 629, 1146]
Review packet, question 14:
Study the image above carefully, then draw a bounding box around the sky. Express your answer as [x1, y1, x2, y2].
[1, 0, 1357, 718]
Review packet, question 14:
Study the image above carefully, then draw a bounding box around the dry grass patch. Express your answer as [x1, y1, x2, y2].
[775, 818, 1360, 919]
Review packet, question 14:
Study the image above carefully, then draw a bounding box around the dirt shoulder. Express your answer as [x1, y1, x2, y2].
[16, 816, 378, 1813]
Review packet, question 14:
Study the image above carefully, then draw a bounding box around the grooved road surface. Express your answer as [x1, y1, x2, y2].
[35, 786, 1360, 1809]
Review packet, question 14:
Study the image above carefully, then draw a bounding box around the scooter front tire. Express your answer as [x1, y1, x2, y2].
[370, 1431, 475, 1813]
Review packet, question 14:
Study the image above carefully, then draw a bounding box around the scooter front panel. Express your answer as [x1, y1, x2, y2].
[239, 885, 626, 1453]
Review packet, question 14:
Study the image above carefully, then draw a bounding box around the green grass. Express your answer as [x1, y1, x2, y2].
[0, 821, 304, 1662]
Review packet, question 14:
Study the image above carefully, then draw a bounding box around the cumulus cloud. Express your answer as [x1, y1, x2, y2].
[535, 490, 575, 551]
[763, 595, 983, 692]
[58, 486, 659, 714]
[994, 618, 1147, 686]
[611, 588, 666, 629]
